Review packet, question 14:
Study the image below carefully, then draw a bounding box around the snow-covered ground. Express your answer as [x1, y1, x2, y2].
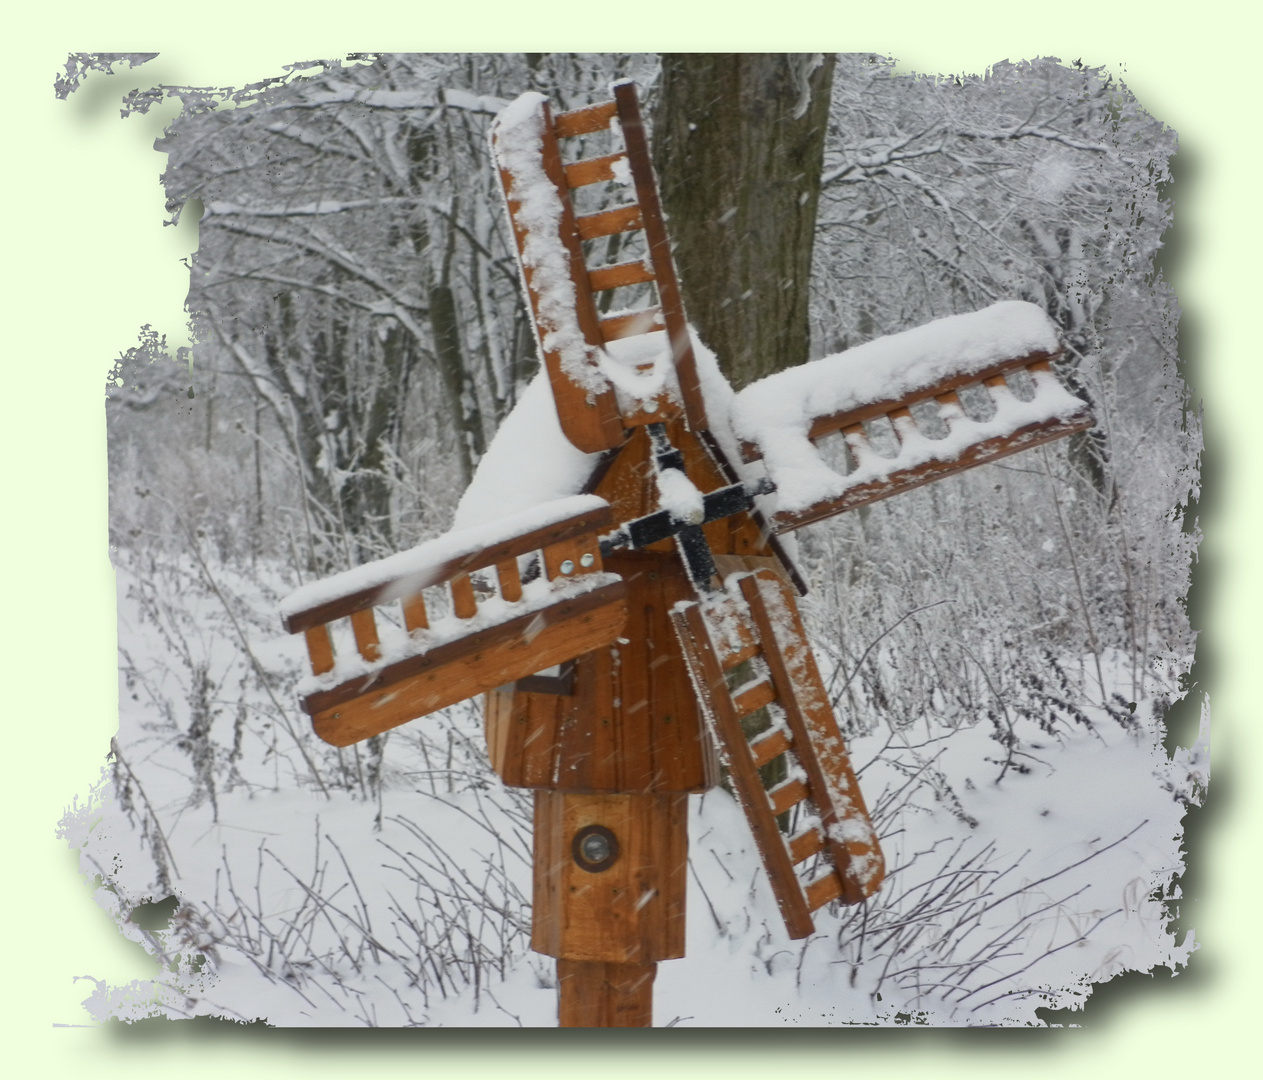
[60, 552, 1203, 1027]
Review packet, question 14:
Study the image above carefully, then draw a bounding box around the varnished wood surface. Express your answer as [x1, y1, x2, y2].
[487, 424, 785, 794]
[552, 99, 618, 138]
[532, 790, 687, 963]
[485, 549, 717, 793]
[557, 959, 656, 1027]
[309, 581, 627, 747]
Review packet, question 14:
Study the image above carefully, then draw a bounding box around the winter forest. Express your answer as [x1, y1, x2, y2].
[72, 52, 1204, 1026]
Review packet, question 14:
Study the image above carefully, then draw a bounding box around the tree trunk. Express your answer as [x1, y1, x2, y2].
[652, 54, 835, 389]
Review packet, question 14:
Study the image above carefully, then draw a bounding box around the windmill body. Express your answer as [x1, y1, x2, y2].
[279, 81, 1093, 1027]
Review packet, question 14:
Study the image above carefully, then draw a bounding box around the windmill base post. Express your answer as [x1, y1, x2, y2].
[557, 959, 656, 1027]
[531, 789, 688, 1027]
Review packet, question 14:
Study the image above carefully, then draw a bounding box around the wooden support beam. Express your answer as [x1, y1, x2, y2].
[557, 959, 656, 1027]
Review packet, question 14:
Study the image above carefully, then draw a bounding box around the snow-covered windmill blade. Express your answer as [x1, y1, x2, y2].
[732, 304, 1095, 533]
[490, 81, 708, 450]
[280, 497, 627, 748]
[670, 569, 886, 935]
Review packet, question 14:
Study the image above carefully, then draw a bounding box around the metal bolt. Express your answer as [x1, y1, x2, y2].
[580, 831, 611, 864]
[559, 559, 575, 575]
[580, 552, 595, 568]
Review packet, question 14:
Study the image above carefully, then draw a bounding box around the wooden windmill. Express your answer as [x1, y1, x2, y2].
[278, 81, 1094, 1028]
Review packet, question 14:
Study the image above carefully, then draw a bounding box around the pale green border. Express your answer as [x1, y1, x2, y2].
[7, 3, 1253, 1074]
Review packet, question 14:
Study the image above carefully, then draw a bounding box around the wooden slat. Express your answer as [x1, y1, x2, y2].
[349, 609, 381, 663]
[805, 871, 845, 912]
[553, 100, 617, 138]
[304, 624, 334, 676]
[773, 410, 1095, 532]
[496, 558, 523, 603]
[600, 307, 663, 341]
[282, 504, 612, 632]
[588, 259, 655, 293]
[750, 726, 792, 769]
[768, 777, 809, 818]
[450, 573, 477, 619]
[308, 580, 628, 746]
[401, 592, 428, 632]
[789, 827, 825, 865]
[732, 678, 776, 718]
[576, 204, 643, 240]
[805, 350, 1062, 443]
[563, 152, 626, 188]
[613, 82, 708, 431]
[670, 602, 815, 938]
[719, 635, 760, 671]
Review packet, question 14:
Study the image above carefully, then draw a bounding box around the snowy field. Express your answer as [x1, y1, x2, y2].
[61, 553, 1203, 1028]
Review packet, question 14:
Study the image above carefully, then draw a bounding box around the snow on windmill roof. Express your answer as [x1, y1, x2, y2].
[452, 328, 743, 531]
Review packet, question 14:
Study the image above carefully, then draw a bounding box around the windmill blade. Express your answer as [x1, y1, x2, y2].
[280, 497, 627, 747]
[491, 84, 708, 449]
[671, 567, 885, 939]
[731, 301, 1094, 532]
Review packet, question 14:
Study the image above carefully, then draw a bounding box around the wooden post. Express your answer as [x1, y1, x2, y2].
[557, 959, 656, 1027]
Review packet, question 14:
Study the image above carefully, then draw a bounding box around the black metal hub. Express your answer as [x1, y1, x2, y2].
[599, 423, 774, 593]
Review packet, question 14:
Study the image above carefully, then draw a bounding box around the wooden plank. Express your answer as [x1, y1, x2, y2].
[401, 592, 428, 632]
[349, 608, 381, 663]
[732, 677, 776, 718]
[600, 306, 663, 341]
[750, 726, 792, 769]
[553, 99, 617, 138]
[576, 203, 643, 240]
[773, 410, 1095, 532]
[740, 572, 885, 904]
[805, 871, 845, 912]
[768, 777, 809, 818]
[304, 624, 334, 676]
[588, 259, 656, 293]
[789, 827, 825, 865]
[450, 572, 477, 619]
[496, 558, 523, 603]
[613, 81, 708, 432]
[670, 601, 815, 938]
[282, 504, 612, 632]
[804, 350, 1062, 443]
[563, 152, 626, 188]
[307, 580, 627, 746]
